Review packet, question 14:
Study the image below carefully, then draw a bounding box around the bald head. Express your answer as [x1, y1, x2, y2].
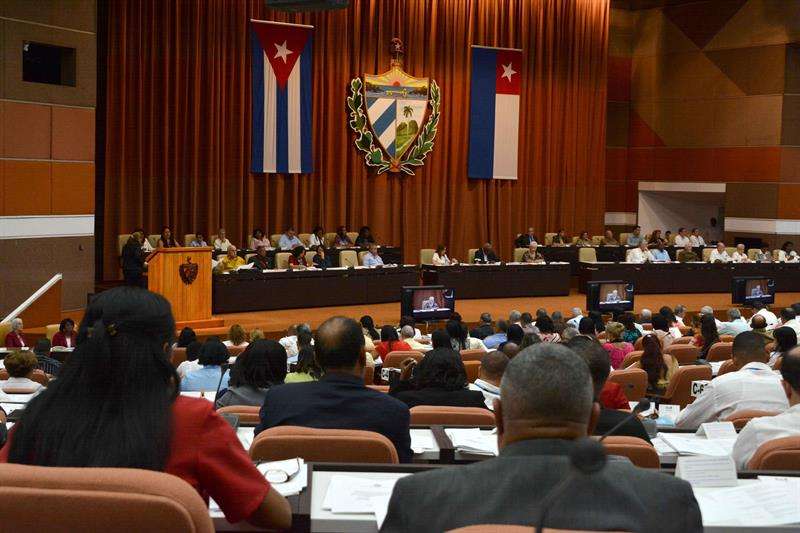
[480, 350, 509, 382]
[501, 342, 520, 359]
[732, 331, 768, 366]
[500, 343, 593, 426]
[751, 314, 767, 329]
[314, 316, 365, 371]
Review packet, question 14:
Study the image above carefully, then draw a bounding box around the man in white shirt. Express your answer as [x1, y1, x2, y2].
[732, 348, 800, 470]
[674, 304, 687, 327]
[717, 308, 751, 337]
[279, 323, 312, 359]
[730, 243, 750, 263]
[775, 308, 800, 336]
[749, 302, 778, 327]
[467, 350, 508, 410]
[700, 305, 724, 329]
[278, 227, 303, 250]
[708, 242, 731, 263]
[627, 241, 654, 263]
[213, 228, 233, 251]
[673, 227, 691, 248]
[400, 326, 431, 353]
[675, 332, 789, 428]
[689, 228, 705, 247]
[566, 308, 583, 329]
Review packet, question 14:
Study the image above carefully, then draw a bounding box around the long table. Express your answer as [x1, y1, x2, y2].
[421, 263, 571, 299]
[212, 266, 420, 313]
[578, 261, 800, 294]
[221, 245, 403, 266]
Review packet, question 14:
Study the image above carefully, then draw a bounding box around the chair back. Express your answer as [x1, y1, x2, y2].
[633, 336, 644, 350]
[306, 251, 317, 264]
[0, 369, 49, 386]
[717, 359, 735, 376]
[725, 247, 736, 257]
[513, 248, 526, 262]
[367, 384, 389, 393]
[672, 336, 692, 345]
[578, 248, 597, 262]
[607, 368, 647, 401]
[269, 233, 282, 248]
[146, 234, 160, 248]
[747, 248, 760, 261]
[747, 436, 800, 471]
[601, 436, 660, 469]
[45, 324, 59, 341]
[544, 232, 557, 245]
[420, 248, 435, 265]
[117, 234, 130, 255]
[170, 347, 187, 367]
[383, 350, 424, 368]
[660, 365, 712, 408]
[663, 344, 700, 365]
[409, 406, 495, 426]
[706, 341, 733, 362]
[183, 233, 196, 246]
[324, 232, 337, 247]
[619, 350, 643, 369]
[467, 249, 478, 263]
[363, 360, 375, 384]
[0, 464, 213, 533]
[725, 409, 781, 430]
[275, 252, 291, 269]
[460, 349, 485, 362]
[347, 231, 359, 243]
[298, 233, 311, 246]
[463, 360, 480, 383]
[591, 235, 604, 245]
[339, 250, 357, 267]
[358, 251, 369, 265]
[702, 248, 713, 261]
[216, 405, 261, 425]
[619, 232, 631, 245]
[250, 426, 399, 463]
[718, 334, 734, 343]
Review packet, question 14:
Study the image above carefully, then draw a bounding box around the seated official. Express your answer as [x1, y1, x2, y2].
[630, 334, 678, 394]
[224, 324, 249, 349]
[381, 344, 701, 533]
[709, 242, 731, 263]
[285, 345, 322, 383]
[250, 228, 270, 250]
[216, 340, 287, 408]
[255, 316, 413, 461]
[689, 228, 706, 247]
[308, 226, 325, 248]
[648, 229, 664, 246]
[750, 315, 774, 349]
[732, 348, 800, 469]
[355, 225, 376, 248]
[135, 227, 155, 253]
[676, 332, 789, 428]
[0, 351, 43, 393]
[650, 241, 671, 262]
[626, 226, 643, 247]
[362, 243, 384, 267]
[626, 241, 654, 263]
[768, 327, 795, 368]
[673, 227, 691, 247]
[52, 318, 77, 348]
[619, 313, 642, 344]
[287, 245, 309, 268]
[575, 230, 593, 247]
[4, 318, 27, 348]
[432, 244, 457, 266]
[535, 315, 561, 343]
[447, 320, 489, 352]
[0, 287, 292, 529]
[483, 320, 509, 349]
[550, 229, 568, 246]
[691, 314, 721, 359]
[278, 227, 303, 251]
[176, 341, 202, 379]
[650, 314, 676, 349]
[32, 339, 62, 376]
[515, 227, 539, 248]
[389, 347, 487, 410]
[189, 232, 208, 247]
[180, 339, 231, 392]
[312, 245, 332, 268]
[751, 301, 778, 327]
[468, 350, 508, 409]
[778, 241, 799, 263]
[677, 243, 699, 262]
[755, 244, 773, 262]
[175, 327, 196, 349]
[376, 326, 412, 359]
[248, 245, 272, 270]
[601, 229, 618, 246]
[470, 313, 495, 340]
[213, 228, 233, 251]
[217, 246, 245, 272]
[731, 243, 750, 263]
[473, 242, 499, 263]
[400, 326, 432, 353]
[334, 225, 354, 247]
[521, 243, 544, 263]
[601, 322, 634, 369]
[121, 232, 147, 287]
[718, 308, 751, 337]
[157, 226, 178, 248]
[568, 337, 651, 443]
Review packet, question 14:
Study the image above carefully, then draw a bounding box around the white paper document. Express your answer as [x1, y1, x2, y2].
[658, 433, 735, 457]
[657, 404, 681, 425]
[322, 475, 408, 515]
[410, 429, 438, 454]
[445, 428, 498, 456]
[695, 481, 800, 526]
[675, 455, 738, 487]
[237, 427, 255, 450]
[257, 458, 307, 497]
[695, 421, 737, 439]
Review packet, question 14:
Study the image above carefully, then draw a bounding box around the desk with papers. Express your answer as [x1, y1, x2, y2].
[421, 263, 571, 299]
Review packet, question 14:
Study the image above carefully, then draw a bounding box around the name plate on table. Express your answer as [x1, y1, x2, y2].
[691, 380, 710, 397]
[676, 455, 738, 487]
[696, 421, 737, 439]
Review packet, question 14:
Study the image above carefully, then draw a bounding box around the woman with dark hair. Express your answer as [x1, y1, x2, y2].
[216, 340, 287, 408]
[176, 341, 203, 379]
[376, 325, 411, 359]
[286, 345, 323, 383]
[588, 311, 605, 335]
[309, 226, 325, 248]
[157, 226, 177, 248]
[536, 315, 561, 343]
[432, 244, 457, 266]
[0, 286, 291, 528]
[779, 241, 799, 263]
[312, 245, 332, 269]
[692, 314, 720, 359]
[334, 225, 354, 247]
[620, 312, 642, 344]
[181, 339, 231, 391]
[389, 348, 487, 409]
[361, 316, 380, 341]
[175, 327, 196, 348]
[52, 318, 77, 348]
[631, 334, 678, 394]
[431, 329, 452, 349]
[355, 226, 375, 247]
[769, 326, 797, 367]
[519, 333, 541, 350]
[288, 245, 308, 268]
[446, 320, 468, 351]
[575, 231, 592, 247]
[648, 229, 663, 245]
[250, 228, 269, 250]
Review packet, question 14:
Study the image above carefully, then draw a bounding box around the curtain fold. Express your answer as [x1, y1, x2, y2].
[102, 0, 608, 279]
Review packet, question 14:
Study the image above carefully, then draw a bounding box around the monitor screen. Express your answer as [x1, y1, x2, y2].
[586, 281, 634, 313]
[401, 286, 455, 321]
[732, 277, 775, 305]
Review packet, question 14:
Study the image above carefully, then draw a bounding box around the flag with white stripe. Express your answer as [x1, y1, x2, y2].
[251, 20, 313, 174]
[468, 46, 522, 180]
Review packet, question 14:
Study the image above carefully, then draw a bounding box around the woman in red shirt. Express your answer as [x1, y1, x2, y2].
[0, 287, 290, 529]
[4, 318, 26, 348]
[375, 325, 412, 359]
[51, 318, 77, 348]
[287, 245, 308, 269]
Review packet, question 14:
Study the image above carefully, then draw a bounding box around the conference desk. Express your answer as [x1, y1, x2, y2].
[421, 263, 571, 299]
[579, 261, 800, 294]
[537, 245, 627, 274]
[212, 265, 420, 313]
[222, 245, 403, 266]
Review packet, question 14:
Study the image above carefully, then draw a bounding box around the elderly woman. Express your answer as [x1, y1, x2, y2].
[521, 243, 544, 263]
[601, 322, 634, 369]
[4, 318, 26, 348]
[0, 350, 42, 392]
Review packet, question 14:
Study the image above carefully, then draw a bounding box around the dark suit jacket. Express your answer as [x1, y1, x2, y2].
[255, 373, 413, 462]
[469, 324, 495, 340]
[515, 234, 539, 248]
[248, 255, 272, 270]
[390, 386, 488, 410]
[473, 249, 499, 263]
[121, 241, 145, 275]
[312, 255, 332, 269]
[381, 438, 701, 533]
[593, 408, 652, 444]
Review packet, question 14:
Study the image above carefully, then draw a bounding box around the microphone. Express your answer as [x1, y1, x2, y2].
[599, 398, 651, 442]
[534, 438, 607, 533]
[213, 362, 232, 405]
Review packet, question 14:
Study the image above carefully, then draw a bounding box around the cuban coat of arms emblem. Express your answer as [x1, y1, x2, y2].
[347, 38, 440, 175]
[179, 257, 199, 285]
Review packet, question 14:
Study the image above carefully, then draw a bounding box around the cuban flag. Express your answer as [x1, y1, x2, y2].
[251, 20, 313, 174]
[467, 46, 522, 180]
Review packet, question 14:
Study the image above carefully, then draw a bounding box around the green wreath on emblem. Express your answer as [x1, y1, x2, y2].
[347, 77, 441, 175]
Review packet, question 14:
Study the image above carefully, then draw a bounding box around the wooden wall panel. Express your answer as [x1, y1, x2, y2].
[777, 184, 800, 220]
[782, 94, 800, 146]
[781, 147, 800, 183]
[725, 182, 778, 219]
[51, 107, 95, 161]
[2, 160, 51, 215]
[0, 0, 96, 32]
[51, 162, 94, 214]
[2, 101, 51, 158]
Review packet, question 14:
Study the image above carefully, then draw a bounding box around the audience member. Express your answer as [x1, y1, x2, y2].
[362, 243, 384, 267]
[676, 332, 789, 428]
[216, 340, 287, 408]
[0, 351, 42, 393]
[692, 314, 720, 359]
[630, 335, 678, 394]
[520, 312, 537, 334]
[473, 242, 499, 263]
[398, 316, 423, 340]
[732, 348, 800, 469]
[601, 229, 618, 246]
[649, 315, 675, 349]
[627, 241, 654, 263]
[689, 228, 705, 247]
[718, 308, 751, 337]
[483, 320, 509, 349]
[180, 339, 230, 392]
[376, 325, 412, 359]
[4, 318, 27, 348]
[400, 325, 431, 353]
[224, 324, 249, 349]
[673, 304, 687, 326]
[778, 241, 799, 263]
[650, 241, 670, 262]
[255, 316, 413, 462]
[755, 244, 773, 263]
[249, 328, 265, 343]
[355, 226, 375, 247]
[390, 348, 486, 409]
[361, 315, 380, 341]
[559, 327, 578, 343]
[248, 245, 272, 270]
[213, 228, 233, 251]
[175, 327, 196, 348]
[535, 315, 561, 343]
[768, 327, 796, 368]
[189, 232, 208, 247]
[432, 244, 457, 265]
[217, 246, 245, 272]
[709, 242, 731, 263]
[287, 245, 309, 268]
[588, 311, 605, 335]
[470, 313, 494, 340]
[521, 242, 544, 263]
[750, 301, 777, 327]
[52, 318, 77, 348]
[551, 229, 568, 246]
[176, 341, 202, 379]
[515, 227, 539, 248]
[731, 243, 750, 263]
[0, 287, 291, 529]
[249, 228, 270, 249]
[601, 322, 634, 369]
[575, 231, 592, 247]
[673, 228, 691, 247]
[566, 307, 583, 328]
[619, 312, 642, 344]
[549, 311, 565, 334]
[626, 225, 643, 246]
[750, 314, 773, 344]
[308, 226, 325, 248]
[334, 226, 354, 247]
[578, 317, 596, 338]
[121, 232, 147, 287]
[32, 339, 62, 376]
[777, 307, 800, 335]
[700, 305, 723, 328]
[285, 345, 322, 383]
[278, 227, 303, 250]
[381, 343, 701, 532]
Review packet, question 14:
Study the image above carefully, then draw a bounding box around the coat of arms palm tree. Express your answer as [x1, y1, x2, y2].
[403, 105, 413, 118]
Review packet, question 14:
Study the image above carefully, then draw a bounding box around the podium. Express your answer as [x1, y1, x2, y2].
[146, 247, 223, 329]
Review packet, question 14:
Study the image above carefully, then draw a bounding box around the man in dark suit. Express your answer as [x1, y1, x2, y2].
[255, 316, 413, 462]
[567, 336, 651, 443]
[381, 344, 701, 533]
[469, 313, 494, 340]
[514, 227, 539, 248]
[473, 242, 499, 264]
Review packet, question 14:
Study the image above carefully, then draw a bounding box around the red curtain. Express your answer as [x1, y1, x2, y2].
[102, 0, 608, 279]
